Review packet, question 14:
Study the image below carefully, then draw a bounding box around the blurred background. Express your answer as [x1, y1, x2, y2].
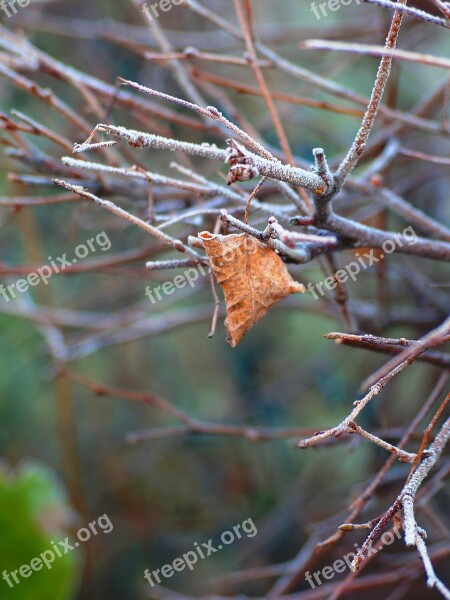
[0, 1, 449, 598]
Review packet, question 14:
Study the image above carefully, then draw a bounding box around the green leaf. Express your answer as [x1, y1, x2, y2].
[0, 461, 80, 600]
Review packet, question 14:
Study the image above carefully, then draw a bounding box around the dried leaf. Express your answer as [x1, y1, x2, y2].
[199, 231, 305, 347]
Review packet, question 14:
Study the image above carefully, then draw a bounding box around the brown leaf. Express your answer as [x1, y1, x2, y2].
[199, 231, 305, 347]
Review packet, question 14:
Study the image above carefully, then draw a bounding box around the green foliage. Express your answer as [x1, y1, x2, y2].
[0, 461, 79, 600]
